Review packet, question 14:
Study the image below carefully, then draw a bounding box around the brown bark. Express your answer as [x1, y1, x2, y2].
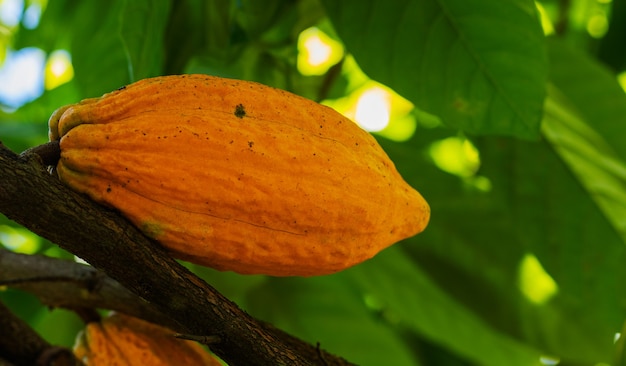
[0, 302, 79, 366]
[0, 142, 353, 366]
[0, 247, 176, 329]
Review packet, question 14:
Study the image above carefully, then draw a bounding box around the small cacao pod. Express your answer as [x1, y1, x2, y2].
[49, 74, 429, 276]
[73, 313, 221, 365]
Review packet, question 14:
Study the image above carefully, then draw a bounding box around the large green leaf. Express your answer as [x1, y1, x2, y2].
[548, 37, 626, 161]
[531, 41, 626, 363]
[542, 89, 626, 244]
[119, 0, 171, 81]
[69, 0, 131, 97]
[234, 0, 289, 38]
[163, 0, 213, 74]
[322, 0, 547, 139]
[478, 133, 622, 364]
[185, 0, 322, 92]
[375, 121, 621, 363]
[244, 276, 421, 366]
[347, 247, 543, 366]
[544, 38, 626, 244]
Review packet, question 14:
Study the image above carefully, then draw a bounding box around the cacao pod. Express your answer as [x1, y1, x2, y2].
[49, 74, 429, 276]
[73, 312, 221, 365]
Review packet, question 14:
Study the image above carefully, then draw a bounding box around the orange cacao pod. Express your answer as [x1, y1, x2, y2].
[48, 74, 429, 276]
[73, 313, 221, 365]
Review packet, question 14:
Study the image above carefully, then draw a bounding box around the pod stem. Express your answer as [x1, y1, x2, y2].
[19, 141, 61, 167]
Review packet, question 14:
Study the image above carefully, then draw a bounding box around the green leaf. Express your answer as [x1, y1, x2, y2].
[163, 0, 212, 74]
[477, 132, 621, 364]
[119, 0, 172, 81]
[69, 0, 131, 97]
[544, 38, 626, 245]
[376, 124, 621, 363]
[533, 41, 626, 363]
[244, 276, 421, 366]
[542, 88, 626, 244]
[13, 0, 74, 52]
[548, 37, 626, 160]
[234, 0, 286, 38]
[184, 0, 321, 92]
[615, 319, 626, 366]
[347, 247, 543, 366]
[322, 0, 547, 139]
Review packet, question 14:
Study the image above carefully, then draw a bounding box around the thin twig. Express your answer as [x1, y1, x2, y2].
[0, 247, 179, 330]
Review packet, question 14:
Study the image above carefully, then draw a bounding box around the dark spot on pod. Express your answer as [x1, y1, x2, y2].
[235, 104, 246, 119]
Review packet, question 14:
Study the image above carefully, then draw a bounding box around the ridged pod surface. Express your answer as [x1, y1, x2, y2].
[49, 74, 429, 276]
[73, 313, 221, 365]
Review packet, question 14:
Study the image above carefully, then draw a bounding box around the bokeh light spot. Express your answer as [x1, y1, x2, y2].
[45, 49, 74, 90]
[355, 87, 391, 132]
[518, 253, 558, 304]
[297, 27, 344, 76]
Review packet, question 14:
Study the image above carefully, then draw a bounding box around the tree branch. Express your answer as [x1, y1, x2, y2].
[0, 142, 353, 366]
[0, 247, 179, 329]
[0, 301, 79, 366]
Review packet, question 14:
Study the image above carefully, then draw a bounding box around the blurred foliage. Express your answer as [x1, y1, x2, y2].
[2, 0, 626, 365]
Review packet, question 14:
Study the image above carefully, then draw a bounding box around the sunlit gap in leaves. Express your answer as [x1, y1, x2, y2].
[428, 136, 491, 192]
[586, 13, 609, 38]
[45, 49, 74, 90]
[74, 256, 89, 265]
[539, 355, 561, 365]
[539, 355, 560, 365]
[429, 137, 479, 177]
[325, 80, 418, 141]
[0, 0, 45, 56]
[297, 26, 344, 76]
[562, 0, 611, 38]
[0, 0, 44, 28]
[0, 0, 61, 110]
[616, 71, 626, 92]
[22, 1, 42, 29]
[585, 0, 611, 39]
[535, 2, 555, 35]
[535, 0, 611, 38]
[0, 47, 73, 110]
[517, 253, 558, 305]
[363, 293, 399, 325]
[0, 47, 45, 109]
[296, 24, 419, 141]
[355, 86, 391, 132]
[321, 56, 419, 141]
[0, 224, 41, 254]
[0, 0, 23, 27]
